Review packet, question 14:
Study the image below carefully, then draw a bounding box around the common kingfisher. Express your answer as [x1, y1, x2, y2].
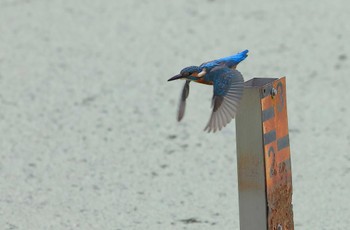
[168, 50, 248, 132]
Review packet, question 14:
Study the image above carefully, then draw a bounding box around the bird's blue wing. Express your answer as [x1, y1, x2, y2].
[204, 67, 244, 132]
[177, 80, 190, 121]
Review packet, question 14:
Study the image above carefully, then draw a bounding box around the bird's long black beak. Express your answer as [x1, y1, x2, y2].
[168, 74, 183, 81]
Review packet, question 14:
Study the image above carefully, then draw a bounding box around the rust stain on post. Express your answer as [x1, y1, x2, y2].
[238, 154, 264, 190]
[261, 77, 294, 230]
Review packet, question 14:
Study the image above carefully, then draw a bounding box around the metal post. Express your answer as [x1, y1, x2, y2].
[235, 77, 294, 230]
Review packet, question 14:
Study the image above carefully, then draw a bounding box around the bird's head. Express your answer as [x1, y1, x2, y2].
[168, 66, 206, 82]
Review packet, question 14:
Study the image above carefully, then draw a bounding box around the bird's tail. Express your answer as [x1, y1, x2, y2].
[234, 49, 249, 63]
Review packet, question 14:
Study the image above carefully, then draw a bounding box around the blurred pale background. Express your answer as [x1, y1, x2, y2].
[0, 0, 349, 229]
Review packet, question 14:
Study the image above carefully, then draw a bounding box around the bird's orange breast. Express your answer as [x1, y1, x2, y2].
[195, 78, 213, 85]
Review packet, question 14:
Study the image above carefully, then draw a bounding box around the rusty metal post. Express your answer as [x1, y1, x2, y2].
[235, 77, 294, 230]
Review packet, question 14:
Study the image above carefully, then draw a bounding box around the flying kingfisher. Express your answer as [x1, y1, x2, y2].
[168, 49, 248, 132]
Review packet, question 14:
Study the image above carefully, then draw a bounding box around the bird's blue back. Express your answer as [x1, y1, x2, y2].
[200, 50, 248, 70]
[215, 49, 248, 68]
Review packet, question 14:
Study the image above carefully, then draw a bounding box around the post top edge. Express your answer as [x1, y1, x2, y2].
[244, 78, 281, 88]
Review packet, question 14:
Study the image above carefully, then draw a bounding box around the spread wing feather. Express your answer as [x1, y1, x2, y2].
[204, 68, 244, 132]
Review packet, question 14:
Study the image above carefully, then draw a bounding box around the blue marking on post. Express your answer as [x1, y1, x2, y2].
[264, 130, 276, 145]
[277, 134, 290, 151]
[262, 107, 275, 122]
